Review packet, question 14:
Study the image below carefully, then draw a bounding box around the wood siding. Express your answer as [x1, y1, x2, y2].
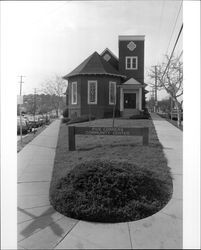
[67, 75, 121, 118]
[101, 51, 119, 70]
[119, 39, 144, 84]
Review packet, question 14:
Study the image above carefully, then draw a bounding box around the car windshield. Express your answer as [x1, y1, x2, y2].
[17, 119, 26, 126]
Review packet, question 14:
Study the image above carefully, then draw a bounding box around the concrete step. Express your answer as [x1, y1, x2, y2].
[122, 109, 140, 118]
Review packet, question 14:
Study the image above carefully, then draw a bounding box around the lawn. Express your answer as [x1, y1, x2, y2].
[50, 118, 173, 222]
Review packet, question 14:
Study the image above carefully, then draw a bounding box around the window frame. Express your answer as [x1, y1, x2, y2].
[88, 80, 98, 104]
[71, 82, 77, 105]
[109, 81, 116, 105]
[125, 56, 138, 70]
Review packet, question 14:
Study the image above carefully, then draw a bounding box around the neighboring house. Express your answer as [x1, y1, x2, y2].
[63, 35, 148, 118]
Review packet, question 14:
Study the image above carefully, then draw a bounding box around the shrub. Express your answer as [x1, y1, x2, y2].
[130, 109, 150, 120]
[62, 117, 70, 123]
[104, 109, 120, 118]
[66, 115, 95, 125]
[63, 108, 69, 118]
[129, 114, 149, 119]
[50, 160, 172, 223]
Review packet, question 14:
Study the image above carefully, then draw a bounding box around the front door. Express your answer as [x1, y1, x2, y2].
[124, 93, 136, 109]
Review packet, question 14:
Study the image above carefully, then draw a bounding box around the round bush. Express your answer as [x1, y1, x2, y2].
[50, 160, 172, 223]
[62, 108, 69, 118]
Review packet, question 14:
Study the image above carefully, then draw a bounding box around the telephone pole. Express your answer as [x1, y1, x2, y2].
[33, 88, 37, 134]
[154, 65, 158, 113]
[18, 76, 25, 144]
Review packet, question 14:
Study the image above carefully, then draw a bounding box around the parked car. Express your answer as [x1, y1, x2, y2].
[17, 117, 30, 134]
[23, 116, 33, 131]
[38, 115, 46, 126]
[45, 114, 51, 124]
[27, 115, 39, 128]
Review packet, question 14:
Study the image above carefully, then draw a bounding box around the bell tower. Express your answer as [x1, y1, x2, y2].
[118, 35, 145, 84]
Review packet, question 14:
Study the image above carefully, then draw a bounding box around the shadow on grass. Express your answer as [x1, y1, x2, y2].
[18, 207, 64, 239]
[77, 142, 162, 152]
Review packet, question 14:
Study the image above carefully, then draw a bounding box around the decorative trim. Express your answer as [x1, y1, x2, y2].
[109, 81, 116, 105]
[103, 53, 111, 61]
[88, 80, 97, 105]
[100, 48, 119, 61]
[71, 82, 77, 105]
[65, 73, 127, 79]
[127, 41, 136, 51]
[119, 35, 145, 41]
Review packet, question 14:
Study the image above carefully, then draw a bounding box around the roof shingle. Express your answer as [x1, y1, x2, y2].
[63, 51, 126, 79]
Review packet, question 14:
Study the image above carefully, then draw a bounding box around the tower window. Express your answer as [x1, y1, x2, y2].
[126, 56, 138, 70]
[88, 80, 97, 104]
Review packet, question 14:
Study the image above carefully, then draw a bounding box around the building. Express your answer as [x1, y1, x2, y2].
[63, 35, 148, 118]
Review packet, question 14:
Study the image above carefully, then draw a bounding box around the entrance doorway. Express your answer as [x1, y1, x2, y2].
[124, 93, 136, 109]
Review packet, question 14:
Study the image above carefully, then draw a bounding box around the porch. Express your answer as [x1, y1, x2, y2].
[119, 78, 146, 118]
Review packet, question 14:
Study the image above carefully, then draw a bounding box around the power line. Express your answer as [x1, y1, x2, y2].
[166, 0, 183, 55]
[178, 50, 183, 61]
[162, 23, 183, 80]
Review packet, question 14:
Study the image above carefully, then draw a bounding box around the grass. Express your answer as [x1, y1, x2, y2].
[157, 113, 183, 131]
[17, 121, 53, 153]
[50, 118, 173, 222]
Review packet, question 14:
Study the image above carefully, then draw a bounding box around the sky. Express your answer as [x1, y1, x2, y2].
[2, 0, 183, 100]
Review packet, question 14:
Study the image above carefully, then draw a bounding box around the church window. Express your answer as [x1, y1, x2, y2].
[88, 81, 97, 104]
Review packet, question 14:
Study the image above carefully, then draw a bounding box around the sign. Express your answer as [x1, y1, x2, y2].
[68, 126, 149, 151]
[17, 95, 23, 105]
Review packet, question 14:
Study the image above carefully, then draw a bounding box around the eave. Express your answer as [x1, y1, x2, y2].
[63, 72, 127, 80]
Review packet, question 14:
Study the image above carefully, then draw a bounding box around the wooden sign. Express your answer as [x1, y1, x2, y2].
[68, 126, 149, 151]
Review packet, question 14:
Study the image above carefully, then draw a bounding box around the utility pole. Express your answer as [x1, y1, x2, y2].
[34, 88, 37, 134]
[18, 76, 25, 144]
[154, 65, 158, 113]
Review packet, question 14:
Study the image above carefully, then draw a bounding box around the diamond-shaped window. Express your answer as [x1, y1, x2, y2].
[127, 41, 136, 51]
[103, 53, 111, 61]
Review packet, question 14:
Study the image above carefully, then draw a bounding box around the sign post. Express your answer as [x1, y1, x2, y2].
[68, 126, 76, 151]
[68, 126, 149, 151]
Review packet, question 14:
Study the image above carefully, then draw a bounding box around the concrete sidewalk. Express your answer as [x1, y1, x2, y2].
[18, 120, 78, 249]
[18, 114, 182, 249]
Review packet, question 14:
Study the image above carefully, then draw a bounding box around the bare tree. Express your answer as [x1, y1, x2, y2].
[147, 66, 163, 112]
[150, 55, 183, 126]
[41, 75, 67, 117]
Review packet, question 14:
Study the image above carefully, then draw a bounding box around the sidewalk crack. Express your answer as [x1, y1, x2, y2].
[53, 220, 80, 249]
[127, 222, 133, 249]
[28, 143, 56, 150]
[18, 180, 50, 184]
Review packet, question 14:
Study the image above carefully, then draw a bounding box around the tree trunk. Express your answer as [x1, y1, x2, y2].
[56, 109, 59, 118]
[175, 101, 181, 127]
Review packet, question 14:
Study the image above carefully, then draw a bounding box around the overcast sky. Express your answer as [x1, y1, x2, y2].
[2, 0, 182, 99]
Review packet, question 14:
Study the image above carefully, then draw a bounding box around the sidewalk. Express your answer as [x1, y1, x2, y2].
[18, 114, 182, 249]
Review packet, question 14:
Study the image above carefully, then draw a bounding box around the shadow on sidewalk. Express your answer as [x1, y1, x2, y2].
[18, 207, 64, 238]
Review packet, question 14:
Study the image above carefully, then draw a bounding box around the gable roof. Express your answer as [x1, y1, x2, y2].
[63, 51, 126, 79]
[123, 77, 147, 86]
[100, 48, 119, 61]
